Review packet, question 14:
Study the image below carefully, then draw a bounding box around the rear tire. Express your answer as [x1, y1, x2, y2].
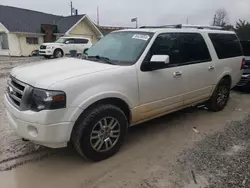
[206, 78, 231, 112]
[71, 104, 128, 161]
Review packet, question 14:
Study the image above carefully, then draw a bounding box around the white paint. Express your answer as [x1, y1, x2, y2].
[4, 28, 243, 148]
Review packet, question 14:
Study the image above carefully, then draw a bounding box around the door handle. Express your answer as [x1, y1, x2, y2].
[208, 66, 215, 71]
[173, 71, 182, 78]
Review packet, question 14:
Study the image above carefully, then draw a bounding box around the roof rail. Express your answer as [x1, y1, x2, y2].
[139, 24, 223, 30]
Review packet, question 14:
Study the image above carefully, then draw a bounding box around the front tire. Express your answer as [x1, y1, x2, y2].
[206, 78, 231, 112]
[53, 49, 63, 58]
[71, 104, 128, 161]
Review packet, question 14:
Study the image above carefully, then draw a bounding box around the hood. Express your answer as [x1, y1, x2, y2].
[11, 58, 118, 89]
[42, 43, 55, 46]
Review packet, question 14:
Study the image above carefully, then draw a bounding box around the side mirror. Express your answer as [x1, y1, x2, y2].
[142, 55, 170, 71]
[150, 55, 170, 64]
[65, 41, 70, 44]
[83, 48, 89, 55]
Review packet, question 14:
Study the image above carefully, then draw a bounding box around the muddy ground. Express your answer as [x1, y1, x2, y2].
[0, 56, 250, 188]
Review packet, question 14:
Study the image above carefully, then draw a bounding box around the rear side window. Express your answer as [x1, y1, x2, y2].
[74, 38, 89, 44]
[240, 41, 250, 56]
[147, 33, 211, 65]
[178, 33, 211, 63]
[209, 34, 243, 59]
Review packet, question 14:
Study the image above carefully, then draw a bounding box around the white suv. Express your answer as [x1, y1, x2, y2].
[39, 36, 92, 58]
[4, 25, 244, 161]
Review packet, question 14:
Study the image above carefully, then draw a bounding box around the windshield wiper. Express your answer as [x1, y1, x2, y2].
[87, 55, 116, 65]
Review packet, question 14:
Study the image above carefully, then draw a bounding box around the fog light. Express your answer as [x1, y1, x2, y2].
[27, 125, 38, 137]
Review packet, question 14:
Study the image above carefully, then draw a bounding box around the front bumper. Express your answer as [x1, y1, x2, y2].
[39, 49, 53, 56]
[236, 74, 250, 88]
[4, 94, 74, 148]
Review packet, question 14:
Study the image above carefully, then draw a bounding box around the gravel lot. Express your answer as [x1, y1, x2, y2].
[0, 56, 250, 188]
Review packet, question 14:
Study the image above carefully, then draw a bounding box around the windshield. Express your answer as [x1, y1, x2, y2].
[86, 31, 153, 65]
[55, 38, 67, 44]
[241, 41, 250, 56]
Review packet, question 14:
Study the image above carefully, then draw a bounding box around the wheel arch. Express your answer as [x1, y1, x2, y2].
[54, 48, 64, 56]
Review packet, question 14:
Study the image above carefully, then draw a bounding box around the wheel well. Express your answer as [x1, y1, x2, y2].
[80, 98, 131, 124]
[54, 48, 64, 56]
[221, 75, 232, 87]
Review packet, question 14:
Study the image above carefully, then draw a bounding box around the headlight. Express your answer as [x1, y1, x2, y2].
[31, 88, 66, 112]
[46, 46, 55, 50]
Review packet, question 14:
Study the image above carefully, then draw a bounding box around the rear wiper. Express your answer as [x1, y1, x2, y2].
[88, 55, 116, 65]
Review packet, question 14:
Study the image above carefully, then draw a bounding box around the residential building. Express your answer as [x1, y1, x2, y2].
[0, 5, 103, 56]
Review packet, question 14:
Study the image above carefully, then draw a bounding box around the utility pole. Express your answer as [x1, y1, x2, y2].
[97, 6, 100, 25]
[186, 17, 189, 25]
[213, 14, 217, 26]
[70, 1, 73, 16]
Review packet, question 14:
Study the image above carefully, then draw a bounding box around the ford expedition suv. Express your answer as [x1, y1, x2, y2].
[4, 25, 244, 161]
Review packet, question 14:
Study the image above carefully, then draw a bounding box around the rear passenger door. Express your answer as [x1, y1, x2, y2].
[74, 38, 90, 54]
[64, 38, 76, 54]
[177, 33, 215, 105]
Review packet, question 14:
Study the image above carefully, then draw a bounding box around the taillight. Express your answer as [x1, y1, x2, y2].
[241, 58, 246, 70]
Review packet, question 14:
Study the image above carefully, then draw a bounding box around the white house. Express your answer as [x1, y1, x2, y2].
[0, 5, 103, 56]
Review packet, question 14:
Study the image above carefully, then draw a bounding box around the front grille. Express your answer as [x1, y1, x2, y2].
[7, 77, 27, 109]
[40, 45, 46, 49]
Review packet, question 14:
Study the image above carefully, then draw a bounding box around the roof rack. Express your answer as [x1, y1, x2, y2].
[140, 24, 223, 30]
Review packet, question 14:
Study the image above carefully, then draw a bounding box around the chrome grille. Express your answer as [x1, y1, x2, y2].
[40, 45, 46, 49]
[7, 77, 27, 109]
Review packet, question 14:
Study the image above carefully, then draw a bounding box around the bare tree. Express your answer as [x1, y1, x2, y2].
[212, 9, 229, 27]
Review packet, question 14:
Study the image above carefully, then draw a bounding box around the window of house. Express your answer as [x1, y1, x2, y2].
[26, 37, 39, 45]
[74, 38, 89, 44]
[209, 33, 243, 59]
[0, 33, 9, 49]
[146, 33, 211, 66]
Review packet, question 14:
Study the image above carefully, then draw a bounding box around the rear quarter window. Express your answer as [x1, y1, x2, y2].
[209, 33, 243, 59]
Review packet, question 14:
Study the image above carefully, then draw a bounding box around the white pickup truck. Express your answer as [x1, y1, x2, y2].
[39, 36, 92, 58]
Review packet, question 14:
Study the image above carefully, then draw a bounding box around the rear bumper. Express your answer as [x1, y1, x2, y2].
[236, 74, 250, 87]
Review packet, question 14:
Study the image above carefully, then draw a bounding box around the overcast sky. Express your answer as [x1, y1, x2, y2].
[1, 0, 250, 27]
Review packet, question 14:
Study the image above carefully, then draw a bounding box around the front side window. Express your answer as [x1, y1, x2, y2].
[86, 31, 153, 65]
[209, 33, 243, 59]
[145, 32, 211, 66]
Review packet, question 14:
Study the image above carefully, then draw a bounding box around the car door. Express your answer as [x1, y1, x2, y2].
[74, 38, 89, 54]
[64, 38, 76, 54]
[177, 33, 215, 106]
[137, 33, 185, 121]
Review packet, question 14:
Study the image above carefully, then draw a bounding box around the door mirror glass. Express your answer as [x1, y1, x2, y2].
[150, 55, 170, 64]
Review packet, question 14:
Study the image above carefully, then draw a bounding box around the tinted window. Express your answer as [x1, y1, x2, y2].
[74, 38, 89, 44]
[65, 39, 74, 44]
[209, 34, 243, 59]
[146, 33, 211, 65]
[240, 41, 250, 56]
